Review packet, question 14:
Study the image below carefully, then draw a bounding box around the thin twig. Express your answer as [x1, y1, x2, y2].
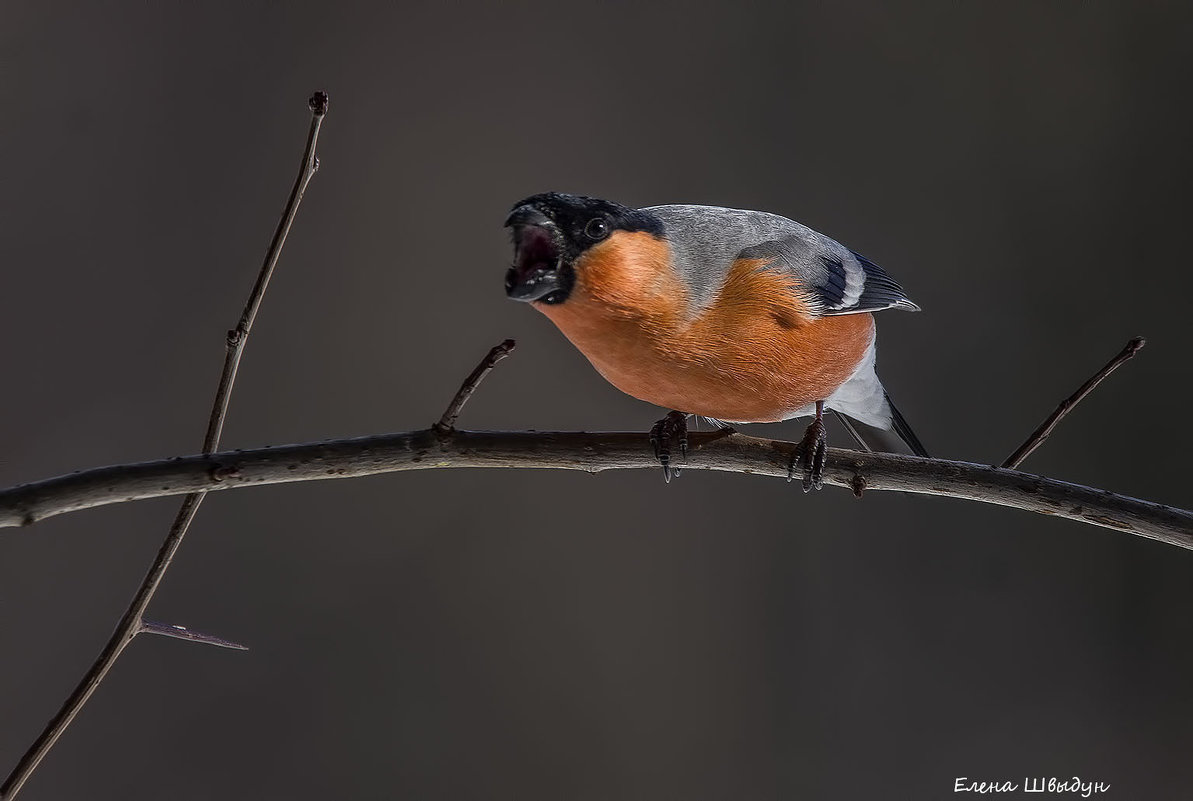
[434, 339, 517, 433]
[0, 92, 328, 801]
[2, 428, 1190, 548]
[1003, 337, 1146, 469]
[203, 92, 328, 451]
[139, 620, 249, 651]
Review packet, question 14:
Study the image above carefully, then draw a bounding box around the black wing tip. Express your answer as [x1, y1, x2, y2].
[885, 393, 929, 458]
[832, 401, 928, 458]
[850, 250, 921, 314]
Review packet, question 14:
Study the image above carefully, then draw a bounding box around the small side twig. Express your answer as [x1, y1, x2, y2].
[0, 91, 328, 801]
[139, 620, 249, 651]
[1003, 337, 1146, 469]
[434, 339, 516, 433]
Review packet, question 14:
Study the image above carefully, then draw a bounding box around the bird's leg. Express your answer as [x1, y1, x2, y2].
[649, 410, 689, 483]
[788, 400, 828, 492]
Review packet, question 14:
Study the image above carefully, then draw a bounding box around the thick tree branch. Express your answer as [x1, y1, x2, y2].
[2, 428, 1190, 549]
[0, 92, 327, 801]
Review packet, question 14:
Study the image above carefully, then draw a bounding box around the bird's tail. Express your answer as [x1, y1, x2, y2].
[834, 392, 929, 457]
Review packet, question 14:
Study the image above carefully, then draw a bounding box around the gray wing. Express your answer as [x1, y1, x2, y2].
[644, 204, 920, 317]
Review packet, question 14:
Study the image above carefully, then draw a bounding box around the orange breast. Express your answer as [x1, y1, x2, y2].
[536, 233, 875, 422]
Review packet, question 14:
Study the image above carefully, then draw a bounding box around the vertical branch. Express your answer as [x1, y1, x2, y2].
[0, 92, 328, 801]
[204, 92, 327, 451]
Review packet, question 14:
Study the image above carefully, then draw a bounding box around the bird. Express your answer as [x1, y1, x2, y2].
[503, 192, 927, 490]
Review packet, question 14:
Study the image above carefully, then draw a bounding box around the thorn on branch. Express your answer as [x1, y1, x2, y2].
[435, 339, 517, 434]
[139, 620, 249, 651]
[1003, 336, 1146, 470]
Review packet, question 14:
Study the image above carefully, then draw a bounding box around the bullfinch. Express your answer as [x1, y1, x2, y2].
[503, 192, 927, 490]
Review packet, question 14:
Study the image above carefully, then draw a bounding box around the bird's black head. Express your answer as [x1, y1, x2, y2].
[504, 192, 664, 304]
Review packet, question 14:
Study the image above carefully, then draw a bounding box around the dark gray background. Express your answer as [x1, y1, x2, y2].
[2, 2, 1191, 799]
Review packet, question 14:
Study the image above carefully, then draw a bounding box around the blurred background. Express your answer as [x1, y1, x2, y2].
[2, 2, 1191, 798]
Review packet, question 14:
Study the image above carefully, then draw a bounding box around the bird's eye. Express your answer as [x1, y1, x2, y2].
[585, 218, 609, 240]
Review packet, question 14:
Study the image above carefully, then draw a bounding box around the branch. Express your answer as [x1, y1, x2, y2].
[202, 90, 327, 451]
[139, 620, 249, 651]
[0, 92, 327, 801]
[2, 428, 1190, 548]
[434, 339, 516, 432]
[1003, 337, 1146, 469]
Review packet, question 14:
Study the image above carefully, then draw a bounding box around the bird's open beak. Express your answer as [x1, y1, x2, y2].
[505, 205, 568, 303]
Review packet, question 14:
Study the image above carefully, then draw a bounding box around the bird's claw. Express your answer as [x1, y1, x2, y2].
[788, 417, 828, 492]
[649, 411, 688, 483]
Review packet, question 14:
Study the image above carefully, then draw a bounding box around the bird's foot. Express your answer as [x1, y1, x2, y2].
[788, 416, 828, 492]
[649, 411, 688, 483]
